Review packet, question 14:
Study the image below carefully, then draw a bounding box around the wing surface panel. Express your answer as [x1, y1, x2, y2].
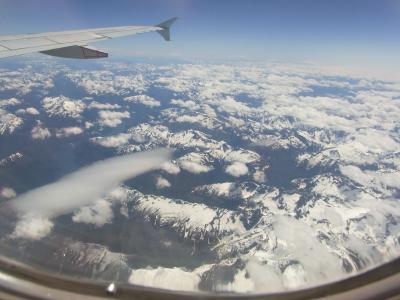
[0, 18, 177, 59]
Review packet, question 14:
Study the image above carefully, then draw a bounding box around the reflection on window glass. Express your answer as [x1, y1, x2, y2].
[0, 0, 399, 295]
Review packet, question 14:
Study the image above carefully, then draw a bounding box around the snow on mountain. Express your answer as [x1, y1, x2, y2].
[209, 171, 400, 290]
[117, 123, 226, 153]
[161, 108, 223, 130]
[0, 152, 23, 167]
[221, 149, 260, 164]
[0, 66, 55, 95]
[42, 96, 86, 119]
[66, 70, 149, 96]
[126, 188, 246, 240]
[59, 241, 131, 281]
[254, 135, 306, 150]
[0, 109, 23, 135]
[193, 182, 259, 200]
[116, 124, 261, 176]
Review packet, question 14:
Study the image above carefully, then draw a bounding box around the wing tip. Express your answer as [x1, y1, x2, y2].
[156, 17, 179, 41]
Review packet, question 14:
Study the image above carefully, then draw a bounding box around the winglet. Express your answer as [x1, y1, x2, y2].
[156, 17, 178, 41]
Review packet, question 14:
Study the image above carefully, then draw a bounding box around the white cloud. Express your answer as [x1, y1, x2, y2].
[350, 129, 399, 153]
[11, 216, 53, 240]
[0, 187, 17, 199]
[217, 96, 253, 115]
[91, 133, 131, 148]
[215, 269, 254, 293]
[179, 161, 212, 174]
[155, 176, 171, 189]
[282, 263, 308, 289]
[218, 262, 285, 293]
[0, 97, 21, 108]
[272, 215, 345, 285]
[10, 148, 173, 239]
[124, 95, 161, 107]
[85, 121, 94, 129]
[224, 149, 260, 164]
[340, 165, 374, 187]
[129, 266, 209, 292]
[31, 122, 51, 140]
[108, 186, 129, 202]
[97, 110, 130, 127]
[340, 165, 400, 191]
[72, 199, 113, 227]
[201, 104, 217, 118]
[55, 127, 83, 138]
[173, 113, 217, 130]
[225, 162, 249, 177]
[170, 99, 199, 109]
[160, 161, 181, 175]
[177, 153, 214, 174]
[88, 101, 121, 110]
[16, 107, 40, 115]
[247, 260, 286, 292]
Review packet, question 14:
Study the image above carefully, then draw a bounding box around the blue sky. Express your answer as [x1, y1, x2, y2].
[0, 0, 399, 72]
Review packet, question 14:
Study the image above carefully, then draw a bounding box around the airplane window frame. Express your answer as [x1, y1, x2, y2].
[0, 254, 399, 300]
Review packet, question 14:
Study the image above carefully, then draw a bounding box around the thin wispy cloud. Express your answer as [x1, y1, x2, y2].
[10, 148, 173, 240]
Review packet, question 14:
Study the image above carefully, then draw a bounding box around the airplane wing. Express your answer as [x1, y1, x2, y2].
[0, 17, 178, 59]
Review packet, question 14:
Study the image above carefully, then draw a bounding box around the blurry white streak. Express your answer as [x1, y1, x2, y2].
[10, 148, 173, 239]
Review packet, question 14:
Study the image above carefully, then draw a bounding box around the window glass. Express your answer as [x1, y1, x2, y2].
[0, 0, 399, 294]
